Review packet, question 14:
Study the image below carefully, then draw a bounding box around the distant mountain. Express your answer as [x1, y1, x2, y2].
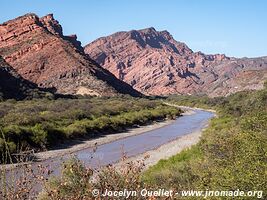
[85, 27, 267, 96]
[0, 13, 141, 97]
[0, 56, 50, 100]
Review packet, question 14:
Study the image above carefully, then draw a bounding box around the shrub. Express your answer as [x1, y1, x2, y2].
[39, 158, 146, 200]
[28, 124, 47, 148]
[144, 87, 267, 196]
[0, 97, 182, 163]
[39, 158, 93, 199]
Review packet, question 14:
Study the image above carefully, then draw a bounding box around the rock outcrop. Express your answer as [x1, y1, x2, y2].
[0, 13, 141, 97]
[0, 56, 51, 100]
[85, 27, 267, 96]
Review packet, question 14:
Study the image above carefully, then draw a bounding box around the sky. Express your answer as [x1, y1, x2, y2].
[0, 0, 266, 58]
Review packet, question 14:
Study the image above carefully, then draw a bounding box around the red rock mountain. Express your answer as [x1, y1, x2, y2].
[85, 27, 267, 96]
[0, 56, 51, 100]
[0, 14, 141, 97]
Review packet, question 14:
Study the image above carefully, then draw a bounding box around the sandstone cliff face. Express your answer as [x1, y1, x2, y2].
[0, 56, 50, 100]
[0, 14, 141, 97]
[85, 27, 267, 96]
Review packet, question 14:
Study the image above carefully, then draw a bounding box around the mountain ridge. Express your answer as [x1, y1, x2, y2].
[0, 13, 142, 97]
[85, 27, 267, 96]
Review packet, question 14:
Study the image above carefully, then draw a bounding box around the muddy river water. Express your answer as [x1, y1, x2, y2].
[2, 108, 214, 195]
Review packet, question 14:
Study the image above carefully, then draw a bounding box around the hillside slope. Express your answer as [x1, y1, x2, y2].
[0, 56, 49, 100]
[0, 14, 141, 97]
[85, 27, 267, 96]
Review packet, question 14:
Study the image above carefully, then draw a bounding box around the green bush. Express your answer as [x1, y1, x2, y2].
[142, 145, 202, 189]
[28, 124, 47, 148]
[144, 87, 267, 196]
[0, 97, 182, 163]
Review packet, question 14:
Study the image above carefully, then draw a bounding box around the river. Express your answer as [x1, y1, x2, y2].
[2, 108, 214, 196]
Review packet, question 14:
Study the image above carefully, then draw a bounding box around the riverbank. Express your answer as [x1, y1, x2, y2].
[141, 89, 267, 193]
[6, 118, 191, 170]
[0, 98, 182, 164]
[35, 119, 177, 161]
[113, 104, 215, 170]
[1, 106, 215, 200]
[163, 102, 217, 114]
[1, 109, 190, 171]
[117, 112, 211, 169]
[34, 109, 196, 162]
[1, 106, 208, 173]
[0, 119, 175, 170]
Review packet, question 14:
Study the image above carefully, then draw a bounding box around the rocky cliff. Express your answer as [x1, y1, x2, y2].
[85, 27, 267, 96]
[0, 56, 51, 100]
[0, 13, 141, 97]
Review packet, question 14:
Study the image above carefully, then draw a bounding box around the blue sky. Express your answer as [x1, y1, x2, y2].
[1, 0, 266, 58]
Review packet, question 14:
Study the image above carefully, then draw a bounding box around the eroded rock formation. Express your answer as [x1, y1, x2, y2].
[85, 27, 267, 96]
[0, 13, 141, 97]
